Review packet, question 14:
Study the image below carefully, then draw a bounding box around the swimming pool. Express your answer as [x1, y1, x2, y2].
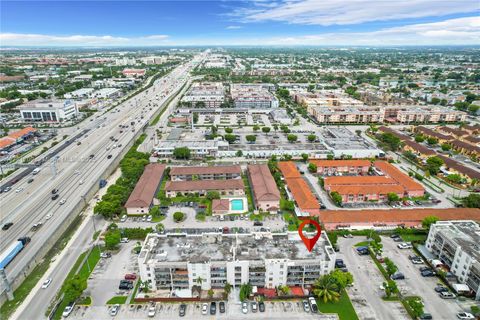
[231, 199, 244, 211]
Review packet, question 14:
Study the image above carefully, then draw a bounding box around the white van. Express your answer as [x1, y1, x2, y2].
[32, 168, 41, 175]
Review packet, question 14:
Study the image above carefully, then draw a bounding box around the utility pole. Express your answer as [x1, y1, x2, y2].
[0, 268, 14, 300]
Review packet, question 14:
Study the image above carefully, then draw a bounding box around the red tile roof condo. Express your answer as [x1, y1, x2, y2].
[125, 164, 166, 212]
[247, 164, 280, 211]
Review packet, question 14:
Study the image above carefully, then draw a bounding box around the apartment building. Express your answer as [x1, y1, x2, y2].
[308, 106, 384, 124]
[153, 140, 229, 159]
[138, 232, 336, 294]
[19, 99, 78, 122]
[181, 82, 225, 108]
[170, 165, 242, 181]
[425, 221, 480, 300]
[247, 164, 281, 212]
[309, 160, 371, 175]
[386, 107, 467, 124]
[231, 84, 279, 109]
[125, 164, 166, 215]
[164, 179, 245, 198]
[294, 91, 365, 108]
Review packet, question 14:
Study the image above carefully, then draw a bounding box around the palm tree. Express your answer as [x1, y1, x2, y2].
[196, 276, 204, 287]
[313, 276, 340, 303]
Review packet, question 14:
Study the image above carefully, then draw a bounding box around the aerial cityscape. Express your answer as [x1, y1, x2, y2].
[0, 1, 479, 320]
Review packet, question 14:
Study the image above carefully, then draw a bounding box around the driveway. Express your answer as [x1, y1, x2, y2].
[87, 242, 137, 306]
[337, 237, 410, 320]
[381, 237, 465, 318]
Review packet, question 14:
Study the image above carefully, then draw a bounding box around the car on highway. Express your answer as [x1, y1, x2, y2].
[456, 312, 475, 319]
[79, 180, 84, 185]
[109, 304, 120, 316]
[62, 302, 75, 318]
[45, 213, 53, 220]
[201, 303, 208, 315]
[107, 155, 112, 159]
[41, 278, 52, 289]
[2, 222, 13, 231]
[15, 187, 24, 193]
[31, 222, 43, 231]
[51, 194, 59, 201]
[179, 304, 186, 317]
[147, 306, 156, 317]
[3, 186, 11, 192]
[52, 189, 59, 194]
[27, 178, 34, 183]
[241, 302, 248, 314]
[59, 199, 66, 205]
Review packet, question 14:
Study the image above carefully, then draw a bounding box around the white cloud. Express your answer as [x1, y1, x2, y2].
[226, 25, 242, 30]
[0, 33, 170, 46]
[234, 0, 479, 26]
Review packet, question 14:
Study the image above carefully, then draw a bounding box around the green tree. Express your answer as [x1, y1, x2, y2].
[287, 134, 298, 143]
[224, 127, 233, 134]
[327, 154, 334, 160]
[301, 153, 309, 162]
[149, 205, 160, 217]
[245, 135, 257, 144]
[384, 280, 398, 298]
[253, 125, 260, 132]
[313, 275, 341, 303]
[239, 283, 253, 301]
[307, 134, 317, 142]
[408, 298, 424, 317]
[173, 211, 185, 222]
[173, 147, 191, 160]
[208, 289, 214, 298]
[446, 174, 463, 184]
[379, 133, 402, 151]
[104, 229, 121, 250]
[426, 156, 444, 175]
[262, 126, 271, 134]
[64, 275, 87, 304]
[308, 163, 317, 173]
[206, 191, 220, 200]
[155, 223, 164, 233]
[330, 270, 353, 290]
[330, 191, 342, 206]
[462, 193, 480, 208]
[426, 137, 438, 145]
[224, 134, 237, 144]
[415, 135, 425, 143]
[421, 216, 439, 229]
[235, 150, 243, 157]
[355, 130, 362, 136]
[441, 143, 451, 151]
[224, 282, 232, 296]
[384, 258, 398, 276]
[387, 192, 400, 203]
[94, 200, 121, 219]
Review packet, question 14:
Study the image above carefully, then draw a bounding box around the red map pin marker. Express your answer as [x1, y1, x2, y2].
[298, 219, 322, 252]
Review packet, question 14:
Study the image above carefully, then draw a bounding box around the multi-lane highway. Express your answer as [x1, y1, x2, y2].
[0, 52, 205, 293]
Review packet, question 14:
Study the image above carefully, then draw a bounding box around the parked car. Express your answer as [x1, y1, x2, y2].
[210, 302, 216, 315]
[100, 252, 111, 258]
[241, 301, 248, 314]
[219, 301, 225, 313]
[434, 285, 449, 293]
[397, 242, 413, 249]
[356, 246, 369, 255]
[124, 274, 137, 280]
[335, 259, 346, 268]
[258, 301, 265, 312]
[179, 304, 186, 317]
[419, 313, 433, 320]
[201, 303, 208, 315]
[120, 238, 129, 243]
[251, 301, 257, 313]
[147, 306, 156, 317]
[439, 292, 456, 299]
[41, 278, 52, 289]
[109, 304, 120, 316]
[118, 280, 133, 290]
[390, 272, 405, 280]
[456, 312, 475, 319]
[421, 270, 436, 277]
[303, 300, 310, 312]
[146, 215, 152, 222]
[308, 297, 318, 313]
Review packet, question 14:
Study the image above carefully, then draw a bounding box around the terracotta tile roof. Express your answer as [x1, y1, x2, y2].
[378, 126, 435, 156]
[417, 126, 452, 141]
[318, 208, 480, 225]
[170, 165, 242, 176]
[8, 127, 36, 140]
[438, 155, 480, 180]
[309, 160, 371, 167]
[329, 184, 404, 196]
[285, 177, 320, 210]
[437, 126, 468, 137]
[463, 124, 480, 133]
[125, 164, 166, 208]
[464, 136, 480, 145]
[165, 179, 245, 192]
[374, 161, 425, 192]
[212, 199, 230, 211]
[0, 137, 15, 149]
[325, 176, 398, 186]
[278, 161, 301, 179]
[247, 164, 280, 202]
[450, 139, 480, 154]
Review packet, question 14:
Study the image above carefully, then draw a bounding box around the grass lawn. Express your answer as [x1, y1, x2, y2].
[77, 296, 92, 305]
[151, 214, 166, 223]
[317, 290, 359, 320]
[106, 296, 128, 305]
[400, 234, 427, 242]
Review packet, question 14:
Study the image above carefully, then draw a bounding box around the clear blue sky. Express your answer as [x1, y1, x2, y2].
[1, 1, 479, 46]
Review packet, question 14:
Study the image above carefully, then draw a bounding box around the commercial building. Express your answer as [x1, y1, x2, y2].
[0, 127, 37, 151]
[138, 231, 336, 294]
[64, 88, 94, 99]
[122, 68, 146, 78]
[170, 165, 242, 181]
[181, 82, 225, 108]
[425, 221, 480, 300]
[231, 84, 279, 109]
[247, 164, 281, 212]
[92, 88, 122, 99]
[310, 159, 371, 175]
[19, 100, 78, 122]
[124, 164, 166, 215]
[153, 140, 229, 159]
[164, 179, 245, 198]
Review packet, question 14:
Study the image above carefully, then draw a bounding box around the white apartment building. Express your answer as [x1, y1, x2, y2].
[308, 105, 385, 124]
[231, 84, 279, 109]
[153, 140, 229, 159]
[19, 100, 78, 122]
[386, 106, 467, 123]
[138, 232, 335, 296]
[425, 221, 480, 300]
[182, 82, 225, 108]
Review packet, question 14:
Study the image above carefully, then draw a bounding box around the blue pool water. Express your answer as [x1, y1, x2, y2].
[231, 199, 244, 211]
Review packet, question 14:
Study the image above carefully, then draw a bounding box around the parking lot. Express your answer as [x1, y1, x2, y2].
[69, 299, 339, 320]
[88, 242, 138, 306]
[337, 237, 410, 320]
[381, 236, 465, 318]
